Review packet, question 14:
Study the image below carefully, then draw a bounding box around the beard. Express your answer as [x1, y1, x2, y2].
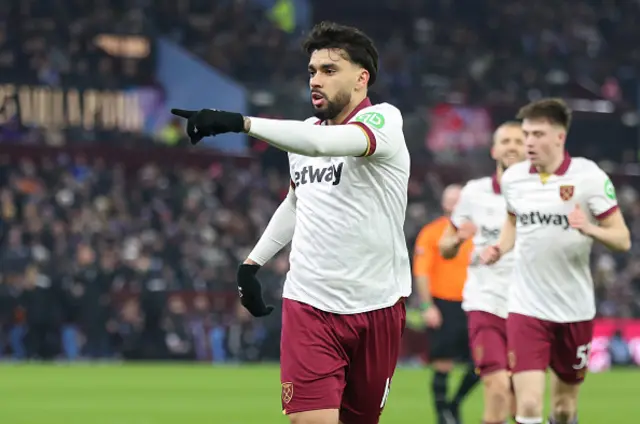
[313, 89, 351, 121]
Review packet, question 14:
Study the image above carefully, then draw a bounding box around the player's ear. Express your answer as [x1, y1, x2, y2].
[555, 126, 566, 144]
[490, 145, 497, 160]
[356, 68, 369, 90]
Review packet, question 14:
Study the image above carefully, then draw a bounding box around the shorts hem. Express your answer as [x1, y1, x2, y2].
[283, 404, 341, 415]
[510, 366, 546, 375]
[550, 369, 586, 385]
[478, 364, 508, 377]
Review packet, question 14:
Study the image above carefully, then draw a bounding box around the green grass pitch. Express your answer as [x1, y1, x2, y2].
[1, 363, 636, 423]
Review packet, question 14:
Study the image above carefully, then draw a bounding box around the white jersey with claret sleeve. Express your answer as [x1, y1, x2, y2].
[500, 155, 619, 323]
[451, 176, 514, 319]
[284, 101, 412, 314]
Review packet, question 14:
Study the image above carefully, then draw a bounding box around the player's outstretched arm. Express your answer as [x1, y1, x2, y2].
[569, 171, 631, 252]
[496, 214, 517, 256]
[481, 214, 516, 265]
[245, 117, 370, 157]
[438, 221, 476, 259]
[245, 187, 297, 265]
[169, 107, 401, 158]
[440, 184, 476, 259]
[569, 205, 631, 252]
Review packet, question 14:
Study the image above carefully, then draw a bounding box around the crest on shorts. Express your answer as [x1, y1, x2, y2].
[281, 382, 293, 404]
[508, 351, 517, 369]
[559, 185, 574, 201]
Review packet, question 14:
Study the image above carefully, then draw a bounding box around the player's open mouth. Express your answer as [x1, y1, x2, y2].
[311, 92, 326, 107]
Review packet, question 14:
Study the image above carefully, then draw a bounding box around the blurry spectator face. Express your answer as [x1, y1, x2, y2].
[491, 124, 526, 170]
[101, 251, 117, 270]
[308, 48, 369, 121]
[77, 244, 96, 265]
[122, 300, 140, 322]
[24, 265, 38, 287]
[168, 296, 187, 315]
[522, 118, 566, 168]
[193, 295, 209, 312]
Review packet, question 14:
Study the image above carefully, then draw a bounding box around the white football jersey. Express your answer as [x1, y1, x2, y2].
[501, 155, 619, 322]
[451, 175, 513, 318]
[283, 100, 412, 314]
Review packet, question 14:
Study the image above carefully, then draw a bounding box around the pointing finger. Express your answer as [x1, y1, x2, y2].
[170, 109, 196, 119]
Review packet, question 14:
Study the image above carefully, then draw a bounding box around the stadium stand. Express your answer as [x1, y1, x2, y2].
[0, 0, 638, 364]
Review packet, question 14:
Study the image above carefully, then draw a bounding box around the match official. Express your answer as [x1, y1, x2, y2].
[413, 185, 480, 424]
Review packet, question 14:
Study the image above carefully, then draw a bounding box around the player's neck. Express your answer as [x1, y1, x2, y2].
[328, 94, 368, 125]
[495, 166, 504, 182]
[537, 152, 565, 174]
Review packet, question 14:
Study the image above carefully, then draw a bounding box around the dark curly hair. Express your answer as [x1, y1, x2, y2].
[302, 21, 379, 87]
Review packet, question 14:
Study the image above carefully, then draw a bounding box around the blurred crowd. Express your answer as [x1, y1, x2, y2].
[1, 0, 154, 86]
[0, 0, 639, 361]
[5, 0, 636, 112]
[158, 0, 640, 111]
[0, 151, 638, 361]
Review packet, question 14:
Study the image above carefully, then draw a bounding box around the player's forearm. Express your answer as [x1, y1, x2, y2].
[414, 276, 433, 305]
[439, 234, 462, 259]
[246, 191, 296, 265]
[245, 117, 369, 157]
[586, 225, 631, 252]
[497, 215, 517, 255]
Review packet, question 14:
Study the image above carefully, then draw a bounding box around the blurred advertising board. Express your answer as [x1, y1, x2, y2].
[401, 313, 640, 369]
[589, 319, 640, 372]
[0, 83, 163, 134]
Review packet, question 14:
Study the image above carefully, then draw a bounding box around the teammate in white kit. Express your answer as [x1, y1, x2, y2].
[438, 121, 526, 424]
[171, 21, 411, 424]
[480, 99, 631, 424]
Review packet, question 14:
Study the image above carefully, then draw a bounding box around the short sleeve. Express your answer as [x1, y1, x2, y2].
[450, 184, 474, 229]
[586, 168, 619, 220]
[349, 105, 403, 159]
[500, 174, 516, 216]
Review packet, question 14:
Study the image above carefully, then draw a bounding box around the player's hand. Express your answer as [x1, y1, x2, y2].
[423, 306, 442, 328]
[479, 245, 501, 265]
[568, 204, 594, 236]
[236, 263, 274, 317]
[170, 108, 245, 144]
[456, 221, 477, 241]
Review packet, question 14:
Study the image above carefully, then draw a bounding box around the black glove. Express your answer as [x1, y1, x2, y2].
[170, 108, 245, 144]
[236, 263, 274, 317]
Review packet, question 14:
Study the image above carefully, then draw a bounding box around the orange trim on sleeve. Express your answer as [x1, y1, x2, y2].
[413, 216, 473, 302]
